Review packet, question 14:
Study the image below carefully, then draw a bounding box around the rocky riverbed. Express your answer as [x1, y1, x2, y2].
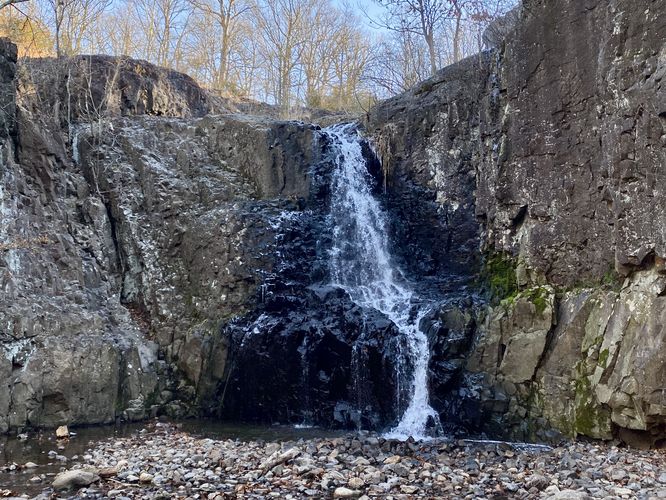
[2, 422, 665, 499]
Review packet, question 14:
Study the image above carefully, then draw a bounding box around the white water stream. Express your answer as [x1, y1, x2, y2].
[326, 123, 440, 440]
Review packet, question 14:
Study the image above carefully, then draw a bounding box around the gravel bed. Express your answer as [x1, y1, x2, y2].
[2, 422, 665, 499]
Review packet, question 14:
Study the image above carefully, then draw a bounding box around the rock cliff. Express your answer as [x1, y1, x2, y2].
[0, 0, 664, 447]
[366, 0, 665, 446]
[0, 47, 329, 430]
[1, 45, 405, 433]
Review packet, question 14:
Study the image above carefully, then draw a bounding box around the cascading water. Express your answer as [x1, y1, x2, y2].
[326, 123, 440, 440]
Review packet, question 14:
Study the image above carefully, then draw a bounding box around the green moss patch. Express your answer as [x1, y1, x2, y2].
[598, 348, 610, 368]
[521, 286, 550, 315]
[572, 369, 611, 438]
[481, 253, 519, 304]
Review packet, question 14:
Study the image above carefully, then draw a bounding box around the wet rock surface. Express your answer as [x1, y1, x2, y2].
[220, 287, 407, 430]
[216, 130, 416, 431]
[3, 422, 666, 498]
[365, 0, 666, 443]
[1, 39, 340, 431]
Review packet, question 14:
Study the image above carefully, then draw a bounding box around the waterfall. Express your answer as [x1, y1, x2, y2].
[325, 123, 440, 440]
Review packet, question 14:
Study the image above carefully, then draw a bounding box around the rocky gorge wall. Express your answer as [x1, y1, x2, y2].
[0, 0, 664, 449]
[365, 0, 665, 446]
[0, 46, 332, 431]
[1, 44, 408, 434]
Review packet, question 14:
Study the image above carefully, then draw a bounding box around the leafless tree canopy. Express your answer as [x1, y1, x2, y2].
[0, 0, 518, 114]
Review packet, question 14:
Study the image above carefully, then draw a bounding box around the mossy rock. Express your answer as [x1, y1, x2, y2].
[572, 371, 612, 438]
[481, 252, 519, 304]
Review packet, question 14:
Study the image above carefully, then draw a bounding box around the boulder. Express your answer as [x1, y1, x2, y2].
[52, 470, 99, 490]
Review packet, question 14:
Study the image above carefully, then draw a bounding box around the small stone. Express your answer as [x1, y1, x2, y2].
[545, 489, 590, 500]
[56, 426, 70, 439]
[613, 487, 633, 496]
[333, 487, 361, 498]
[29, 476, 42, 483]
[99, 467, 118, 478]
[611, 469, 627, 481]
[391, 463, 410, 477]
[139, 472, 154, 483]
[347, 477, 364, 489]
[526, 474, 550, 491]
[52, 470, 99, 490]
[400, 485, 419, 494]
[24, 462, 38, 468]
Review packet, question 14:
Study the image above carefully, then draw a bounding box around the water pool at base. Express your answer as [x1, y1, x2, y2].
[0, 419, 344, 495]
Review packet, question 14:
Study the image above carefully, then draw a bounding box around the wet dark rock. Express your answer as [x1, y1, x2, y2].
[366, 0, 666, 443]
[218, 271, 407, 430]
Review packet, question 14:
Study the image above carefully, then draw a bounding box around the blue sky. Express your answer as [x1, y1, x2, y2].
[333, 0, 386, 31]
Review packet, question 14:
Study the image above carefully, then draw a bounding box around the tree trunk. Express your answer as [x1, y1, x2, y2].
[453, 7, 462, 63]
[425, 29, 437, 75]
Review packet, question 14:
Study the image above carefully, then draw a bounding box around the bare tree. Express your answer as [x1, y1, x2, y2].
[131, 0, 189, 67]
[298, 2, 338, 107]
[0, 3, 54, 57]
[333, 20, 372, 110]
[186, 0, 251, 91]
[371, 0, 455, 75]
[255, 0, 311, 116]
[365, 29, 430, 96]
[370, 0, 517, 77]
[37, 0, 112, 56]
[89, 3, 141, 57]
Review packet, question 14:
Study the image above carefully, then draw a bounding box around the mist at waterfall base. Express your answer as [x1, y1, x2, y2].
[218, 123, 479, 441]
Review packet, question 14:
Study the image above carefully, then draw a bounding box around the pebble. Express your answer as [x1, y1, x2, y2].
[347, 477, 364, 489]
[52, 470, 98, 490]
[139, 472, 153, 483]
[333, 486, 361, 498]
[2, 422, 662, 499]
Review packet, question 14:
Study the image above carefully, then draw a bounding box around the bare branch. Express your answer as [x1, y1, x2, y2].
[0, 0, 29, 11]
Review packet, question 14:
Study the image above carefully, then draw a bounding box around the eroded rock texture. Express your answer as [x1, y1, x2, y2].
[0, 0, 663, 447]
[0, 43, 338, 431]
[366, 0, 665, 445]
[0, 44, 160, 432]
[1, 43, 410, 433]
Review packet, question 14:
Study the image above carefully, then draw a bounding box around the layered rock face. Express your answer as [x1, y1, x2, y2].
[0, 45, 333, 431]
[366, 0, 665, 445]
[1, 0, 663, 447]
[0, 44, 160, 431]
[1, 45, 408, 433]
